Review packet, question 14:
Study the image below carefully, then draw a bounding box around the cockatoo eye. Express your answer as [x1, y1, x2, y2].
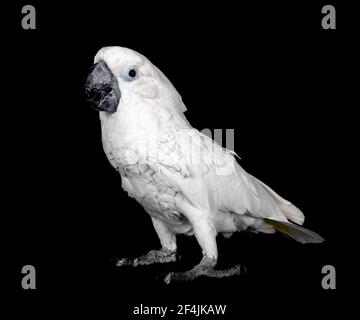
[121, 67, 138, 81]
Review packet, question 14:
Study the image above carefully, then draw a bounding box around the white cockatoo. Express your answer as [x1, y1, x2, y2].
[85, 46, 324, 283]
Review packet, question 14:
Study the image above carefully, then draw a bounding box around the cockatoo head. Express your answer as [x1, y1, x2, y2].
[85, 46, 186, 116]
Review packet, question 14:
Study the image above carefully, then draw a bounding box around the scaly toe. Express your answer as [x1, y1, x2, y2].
[116, 257, 133, 267]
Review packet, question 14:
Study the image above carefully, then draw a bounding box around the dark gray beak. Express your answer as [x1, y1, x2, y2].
[85, 61, 121, 112]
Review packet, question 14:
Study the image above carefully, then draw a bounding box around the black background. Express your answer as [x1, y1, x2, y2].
[5, 1, 357, 318]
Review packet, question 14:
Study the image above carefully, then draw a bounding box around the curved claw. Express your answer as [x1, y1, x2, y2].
[164, 272, 174, 285]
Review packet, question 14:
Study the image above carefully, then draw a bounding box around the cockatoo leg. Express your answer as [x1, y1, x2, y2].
[163, 211, 241, 283]
[116, 217, 178, 267]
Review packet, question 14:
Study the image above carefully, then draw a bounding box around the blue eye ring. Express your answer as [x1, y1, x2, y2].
[122, 67, 138, 81]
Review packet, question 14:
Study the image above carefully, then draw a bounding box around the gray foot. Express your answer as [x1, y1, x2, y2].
[164, 256, 242, 284]
[116, 249, 177, 267]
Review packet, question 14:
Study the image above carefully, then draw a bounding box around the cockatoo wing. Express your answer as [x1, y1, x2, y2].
[146, 129, 300, 223]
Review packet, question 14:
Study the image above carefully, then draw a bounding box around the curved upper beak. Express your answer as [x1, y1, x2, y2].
[85, 60, 121, 112]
